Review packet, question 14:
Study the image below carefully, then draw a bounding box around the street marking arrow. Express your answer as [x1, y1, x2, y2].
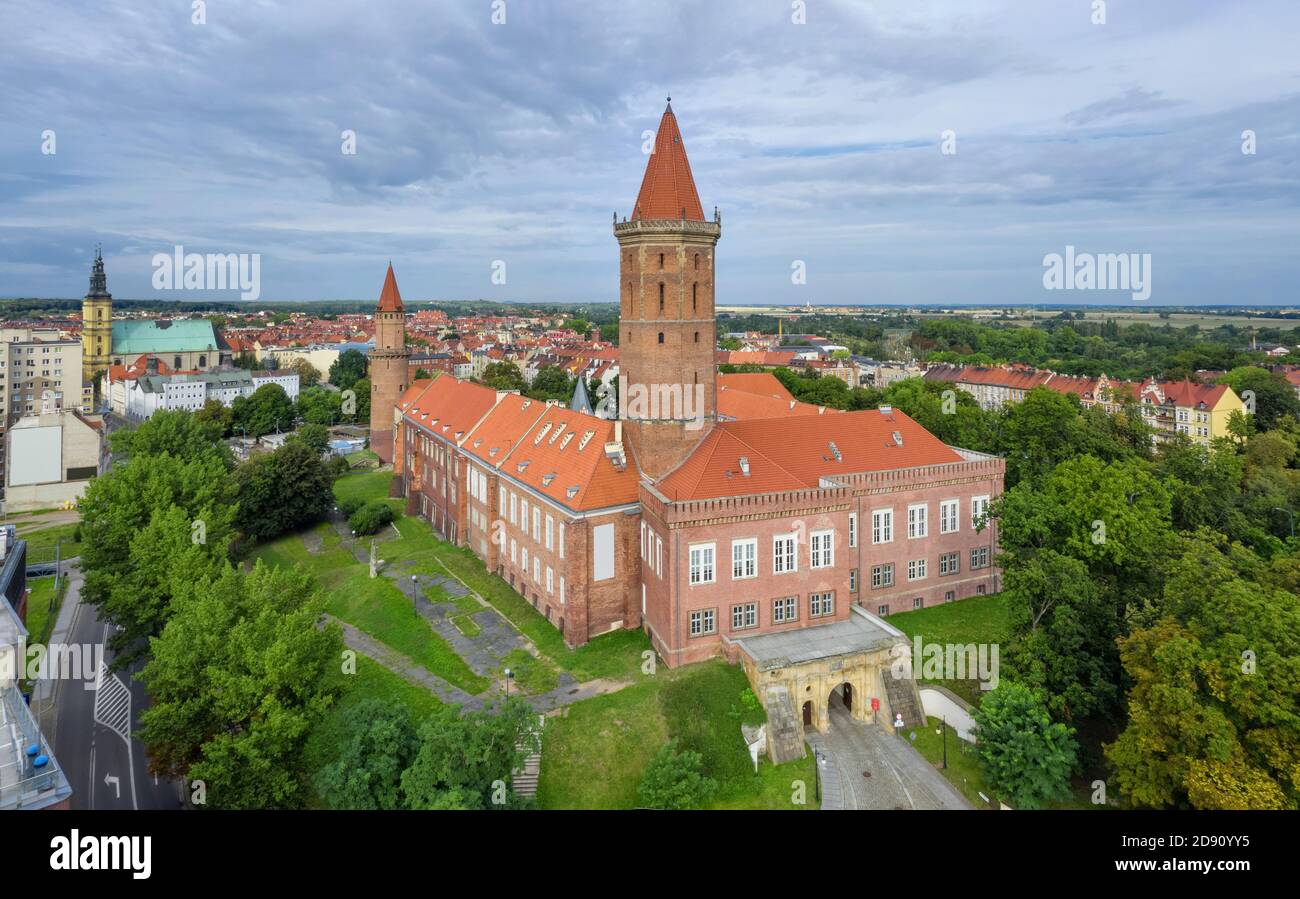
[104, 773, 120, 799]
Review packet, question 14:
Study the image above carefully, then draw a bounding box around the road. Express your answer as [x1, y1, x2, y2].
[38, 563, 185, 810]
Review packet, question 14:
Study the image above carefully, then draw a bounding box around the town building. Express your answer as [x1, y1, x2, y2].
[1, 527, 73, 809]
[3, 404, 107, 512]
[120, 366, 299, 421]
[368, 265, 410, 463]
[387, 103, 1004, 755]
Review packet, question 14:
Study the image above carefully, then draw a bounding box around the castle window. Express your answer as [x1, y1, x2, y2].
[659, 282, 664, 311]
[658, 332, 664, 344]
[692, 283, 697, 311]
[198, 355, 207, 367]
[694, 332, 699, 343]
[174, 356, 181, 369]
[659, 253, 664, 269]
[694, 254, 699, 270]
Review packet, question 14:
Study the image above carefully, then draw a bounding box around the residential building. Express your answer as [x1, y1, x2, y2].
[3, 404, 107, 512]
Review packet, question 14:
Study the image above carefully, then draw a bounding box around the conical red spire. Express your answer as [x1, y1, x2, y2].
[377, 263, 404, 312]
[632, 100, 705, 221]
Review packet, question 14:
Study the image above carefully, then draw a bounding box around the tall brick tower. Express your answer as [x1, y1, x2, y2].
[615, 100, 721, 479]
[368, 263, 410, 463]
[81, 245, 113, 385]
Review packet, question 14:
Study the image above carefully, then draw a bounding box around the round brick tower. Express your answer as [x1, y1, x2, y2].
[615, 100, 721, 479]
[368, 263, 410, 463]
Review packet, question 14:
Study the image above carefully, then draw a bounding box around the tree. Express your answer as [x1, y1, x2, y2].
[314, 699, 418, 810]
[78, 452, 236, 664]
[286, 356, 322, 388]
[718, 336, 742, 351]
[1107, 533, 1300, 809]
[138, 562, 344, 809]
[527, 365, 573, 403]
[348, 377, 371, 422]
[1002, 550, 1118, 720]
[567, 317, 591, 335]
[233, 383, 295, 438]
[110, 408, 231, 464]
[994, 388, 1087, 487]
[296, 386, 344, 426]
[637, 740, 718, 810]
[293, 423, 330, 456]
[482, 361, 525, 392]
[400, 698, 536, 809]
[1220, 367, 1300, 431]
[194, 400, 234, 439]
[329, 348, 367, 391]
[973, 682, 1078, 809]
[233, 440, 334, 541]
[348, 499, 394, 536]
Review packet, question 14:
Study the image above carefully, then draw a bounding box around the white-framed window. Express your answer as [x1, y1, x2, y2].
[545, 515, 554, 550]
[521, 546, 528, 572]
[944, 590, 955, 603]
[871, 564, 893, 588]
[848, 513, 858, 548]
[913, 597, 923, 611]
[510, 539, 517, 564]
[732, 603, 758, 630]
[519, 497, 527, 529]
[532, 507, 541, 541]
[872, 508, 893, 544]
[877, 604, 889, 616]
[640, 521, 646, 558]
[655, 536, 662, 578]
[939, 551, 960, 576]
[939, 499, 959, 534]
[907, 503, 928, 539]
[500, 484, 506, 513]
[689, 543, 716, 585]
[546, 567, 554, 594]
[810, 530, 834, 569]
[772, 596, 797, 623]
[732, 538, 757, 580]
[971, 546, 991, 569]
[534, 557, 540, 583]
[810, 591, 834, 618]
[689, 609, 716, 636]
[908, 558, 928, 581]
[773, 534, 797, 574]
[971, 495, 990, 530]
[560, 576, 566, 604]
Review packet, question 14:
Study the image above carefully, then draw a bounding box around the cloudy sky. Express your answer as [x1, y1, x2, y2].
[1, 0, 1297, 306]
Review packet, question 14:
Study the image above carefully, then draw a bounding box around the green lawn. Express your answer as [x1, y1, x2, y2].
[301, 655, 443, 808]
[19, 522, 82, 565]
[328, 470, 652, 682]
[888, 592, 1013, 705]
[23, 577, 64, 644]
[910, 716, 995, 809]
[249, 522, 489, 695]
[538, 660, 817, 810]
[498, 648, 559, 695]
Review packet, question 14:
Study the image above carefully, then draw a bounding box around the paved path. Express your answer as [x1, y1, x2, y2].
[327, 614, 485, 710]
[815, 700, 972, 810]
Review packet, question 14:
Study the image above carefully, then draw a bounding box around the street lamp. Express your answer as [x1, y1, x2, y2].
[504, 667, 514, 698]
[411, 574, 419, 614]
[941, 717, 948, 770]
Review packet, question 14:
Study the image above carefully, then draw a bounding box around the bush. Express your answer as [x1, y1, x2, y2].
[349, 500, 394, 536]
[338, 496, 365, 518]
[326, 455, 351, 480]
[637, 740, 717, 810]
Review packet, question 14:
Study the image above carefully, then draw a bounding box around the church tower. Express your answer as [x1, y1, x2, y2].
[368, 264, 410, 463]
[615, 101, 721, 479]
[81, 246, 113, 385]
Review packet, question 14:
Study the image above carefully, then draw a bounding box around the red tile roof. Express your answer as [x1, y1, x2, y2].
[717, 372, 794, 402]
[501, 407, 641, 510]
[462, 393, 550, 467]
[716, 385, 834, 421]
[658, 408, 963, 501]
[633, 102, 705, 221]
[406, 377, 498, 444]
[377, 263, 404, 313]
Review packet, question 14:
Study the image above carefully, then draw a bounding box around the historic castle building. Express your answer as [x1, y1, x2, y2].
[368, 264, 411, 463]
[391, 103, 1006, 754]
[615, 101, 720, 479]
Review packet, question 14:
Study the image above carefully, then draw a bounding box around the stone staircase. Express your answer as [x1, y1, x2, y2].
[511, 715, 544, 799]
[763, 685, 806, 763]
[880, 666, 927, 730]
